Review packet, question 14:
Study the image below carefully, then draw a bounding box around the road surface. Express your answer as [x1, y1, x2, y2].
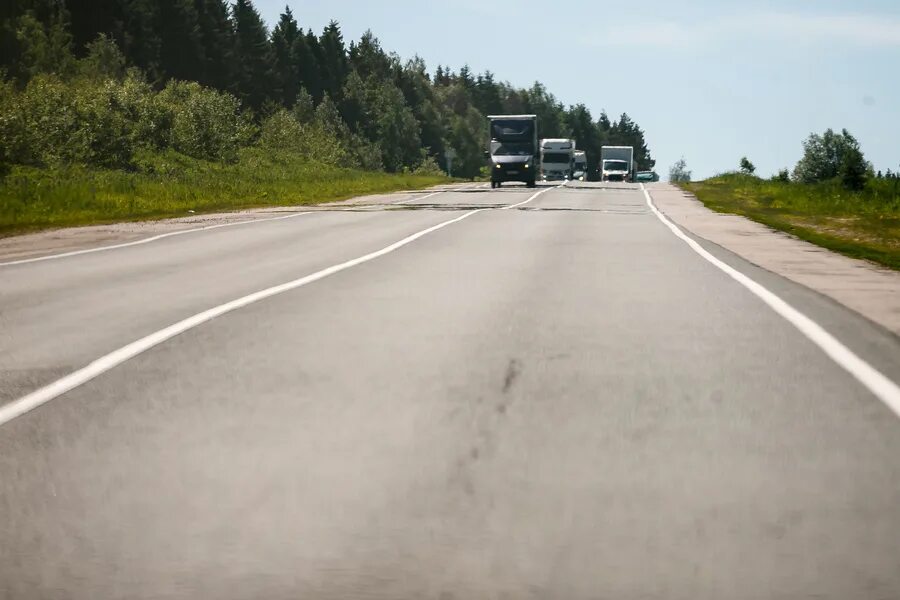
[2, 182, 900, 599]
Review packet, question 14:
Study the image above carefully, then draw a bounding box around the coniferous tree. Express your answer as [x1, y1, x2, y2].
[472, 71, 502, 116]
[157, 0, 204, 82]
[566, 104, 602, 173]
[122, 0, 163, 80]
[301, 28, 323, 101]
[231, 0, 272, 110]
[348, 30, 392, 81]
[270, 6, 300, 106]
[195, 0, 234, 90]
[318, 20, 348, 101]
[64, 0, 123, 57]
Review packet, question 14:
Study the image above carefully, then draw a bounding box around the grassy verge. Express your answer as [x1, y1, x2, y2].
[0, 148, 450, 235]
[681, 173, 900, 271]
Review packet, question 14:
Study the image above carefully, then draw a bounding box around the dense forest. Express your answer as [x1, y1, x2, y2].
[0, 0, 654, 177]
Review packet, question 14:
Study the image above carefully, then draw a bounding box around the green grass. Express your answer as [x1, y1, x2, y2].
[682, 173, 900, 271]
[0, 148, 450, 235]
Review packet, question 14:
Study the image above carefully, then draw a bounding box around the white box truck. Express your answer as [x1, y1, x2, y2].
[600, 146, 635, 182]
[540, 138, 575, 182]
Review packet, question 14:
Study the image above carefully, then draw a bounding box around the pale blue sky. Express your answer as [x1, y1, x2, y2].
[256, 0, 900, 179]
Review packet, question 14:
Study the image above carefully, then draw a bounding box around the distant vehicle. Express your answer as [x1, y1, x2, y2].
[573, 150, 588, 181]
[635, 171, 659, 182]
[486, 115, 538, 189]
[540, 138, 575, 182]
[600, 146, 635, 182]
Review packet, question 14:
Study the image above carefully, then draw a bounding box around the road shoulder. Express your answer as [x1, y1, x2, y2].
[647, 183, 900, 336]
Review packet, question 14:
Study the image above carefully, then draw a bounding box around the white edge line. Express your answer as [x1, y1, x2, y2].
[0, 209, 484, 427]
[0, 211, 314, 267]
[501, 185, 558, 210]
[641, 184, 900, 418]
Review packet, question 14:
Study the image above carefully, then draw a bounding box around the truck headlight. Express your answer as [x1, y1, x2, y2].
[524, 164, 529, 169]
[495, 164, 501, 169]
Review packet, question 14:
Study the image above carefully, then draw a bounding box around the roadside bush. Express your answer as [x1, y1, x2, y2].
[412, 155, 444, 177]
[793, 128, 868, 187]
[157, 80, 254, 162]
[0, 78, 25, 170]
[669, 157, 691, 183]
[78, 34, 126, 82]
[112, 73, 171, 151]
[5, 74, 146, 167]
[258, 109, 305, 151]
[739, 156, 756, 175]
[259, 109, 355, 167]
[772, 168, 790, 183]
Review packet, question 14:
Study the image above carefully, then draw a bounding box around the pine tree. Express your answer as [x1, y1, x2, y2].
[472, 71, 502, 116]
[270, 6, 300, 106]
[195, 0, 234, 90]
[126, 0, 164, 80]
[348, 30, 392, 81]
[565, 104, 602, 174]
[157, 0, 204, 82]
[318, 20, 348, 101]
[231, 0, 272, 110]
[64, 0, 124, 57]
[300, 28, 323, 101]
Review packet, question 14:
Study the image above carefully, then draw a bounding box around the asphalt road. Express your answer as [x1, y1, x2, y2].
[2, 182, 900, 599]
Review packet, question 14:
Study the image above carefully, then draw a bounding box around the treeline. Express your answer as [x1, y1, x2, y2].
[0, 0, 654, 176]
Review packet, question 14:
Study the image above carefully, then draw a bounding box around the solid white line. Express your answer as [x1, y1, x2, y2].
[0, 211, 313, 267]
[395, 191, 442, 205]
[641, 184, 900, 418]
[0, 209, 484, 427]
[501, 185, 558, 210]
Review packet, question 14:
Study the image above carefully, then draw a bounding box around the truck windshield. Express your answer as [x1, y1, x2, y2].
[492, 142, 533, 156]
[542, 153, 570, 164]
[491, 120, 535, 141]
[604, 160, 629, 171]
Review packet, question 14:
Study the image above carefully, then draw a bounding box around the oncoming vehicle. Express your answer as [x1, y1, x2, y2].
[540, 139, 575, 182]
[600, 146, 635, 182]
[573, 150, 588, 181]
[486, 115, 538, 188]
[635, 171, 659, 183]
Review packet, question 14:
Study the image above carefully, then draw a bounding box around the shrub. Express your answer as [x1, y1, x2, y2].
[78, 34, 126, 81]
[0, 78, 25, 169]
[739, 156, 756, 175]
[669, 157, 691, 183]
[7, 74, 144, 167]
[157, 80, 253, 162]
[258, 108, 356, 168]
[412, 155, 444, 177]
[794, 128, 867, 186]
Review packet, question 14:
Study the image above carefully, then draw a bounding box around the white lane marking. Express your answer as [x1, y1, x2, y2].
[501, 185, 558, 210]
[395, 191, 442, 205]
[0, 211, 313, 267]
[0, 209, 484, 427]
[642, 184, 900, 418]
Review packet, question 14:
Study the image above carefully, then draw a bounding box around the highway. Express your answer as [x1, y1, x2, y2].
[2, 182, 900, 599]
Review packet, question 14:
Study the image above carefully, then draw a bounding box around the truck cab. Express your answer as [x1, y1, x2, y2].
[487, 115, 538, 188]
[540, 138, 575, 182]
[600, 146, 635, 182]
